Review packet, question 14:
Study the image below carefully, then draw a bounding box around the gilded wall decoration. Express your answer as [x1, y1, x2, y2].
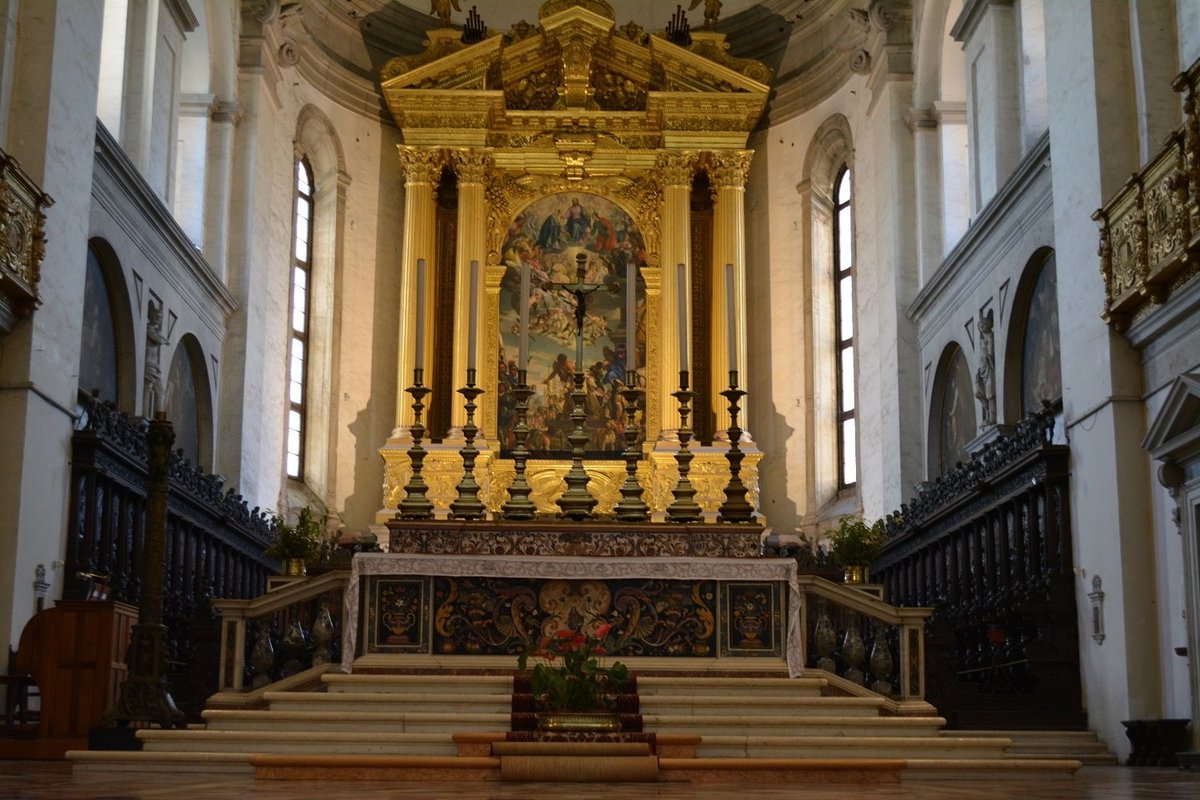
[496, 192, 647, 458]
[505, 67, 562, 110]
[592, 65, 647, 110]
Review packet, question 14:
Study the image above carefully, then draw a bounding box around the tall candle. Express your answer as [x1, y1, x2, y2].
[467, 259, 479, 372]
[518, 262, 530, 372]
[725, 262, 736, 373]
[414, 258, 426, 373]
[626, 260, 637, 375]
[676, 262, 688, 371]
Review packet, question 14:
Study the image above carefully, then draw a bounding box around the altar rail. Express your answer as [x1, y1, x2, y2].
[1094, 57, 1200, 332]
[64, 392, 277, 719]
[872, 406, 1082, 728]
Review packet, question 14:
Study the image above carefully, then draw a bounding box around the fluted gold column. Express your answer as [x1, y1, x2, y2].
[450, 149, 492, 434]
[709, 150, 753, 435]
[395, 146, 443, 428]
[655, 152, 696, 438]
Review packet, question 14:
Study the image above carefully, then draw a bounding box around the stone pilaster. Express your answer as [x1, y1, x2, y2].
[203, 99, 241, 282]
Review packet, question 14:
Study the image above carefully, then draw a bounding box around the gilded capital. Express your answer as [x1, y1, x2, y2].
[397, 146, 444, 186]
[655, 152, 698, 187]
[451, 149, 494, 185]
[709, 150, 754, 190]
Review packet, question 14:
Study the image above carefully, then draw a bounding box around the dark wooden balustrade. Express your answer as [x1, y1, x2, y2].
[62, 392, 277, 721]
[872, 405, 1083, 729]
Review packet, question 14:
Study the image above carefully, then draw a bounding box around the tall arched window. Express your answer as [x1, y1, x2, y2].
[286, 158, 314, 479]
[833, 167, 857, 488]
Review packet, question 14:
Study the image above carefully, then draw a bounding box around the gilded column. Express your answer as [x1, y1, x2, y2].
[395, 146, 443, 429]
[655, 151, 696, 438]
[710, 150, 753, 435]
[450, 149, 492, 433]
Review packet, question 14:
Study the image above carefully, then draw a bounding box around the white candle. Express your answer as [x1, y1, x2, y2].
[725, 262, 736, 373]
[414, 258, 426, 373]
[519, 262, 530, 372]
[676, 262, 688, 371]
[467, 259, 479, 372]
[626, 260, 637, 375]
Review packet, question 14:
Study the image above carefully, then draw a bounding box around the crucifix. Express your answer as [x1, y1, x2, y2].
[544, 252, 619, 520]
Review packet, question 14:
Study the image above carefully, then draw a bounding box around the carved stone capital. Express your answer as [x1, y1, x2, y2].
[656, 152, 698, 187]
[849, 48, 872, 76]
[868, 0, 907, 32]
[211, 99, 243, 125]
[398, 147, 444, 186]
[708, 150, 754, 190]
[451, 149, 494, 185]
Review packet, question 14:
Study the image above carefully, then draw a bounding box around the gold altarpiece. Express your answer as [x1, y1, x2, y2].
[376, 0, 770, 522]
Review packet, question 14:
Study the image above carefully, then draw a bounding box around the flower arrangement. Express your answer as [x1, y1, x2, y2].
[517, 623, 630, 712]
[828, 515, 888, 567]
[265, 506, 325, 562]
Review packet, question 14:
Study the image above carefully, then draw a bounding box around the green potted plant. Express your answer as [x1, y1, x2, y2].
[828, 515, 887, 584]
[266, 506, 324, 576]
[517, 622, 631, 732]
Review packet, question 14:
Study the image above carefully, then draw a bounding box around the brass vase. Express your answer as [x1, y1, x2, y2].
[842, 564, 868, 584]
[536, 712, 621, 733]
[283, 557, 307, 577]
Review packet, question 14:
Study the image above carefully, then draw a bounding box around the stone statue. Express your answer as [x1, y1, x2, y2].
[430, 0, 461, 27]
[143, 303, 168, 417]
[689, 0, 723, 28]
[975, 308, 996, 427]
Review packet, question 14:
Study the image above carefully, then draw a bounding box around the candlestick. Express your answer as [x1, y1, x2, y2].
[414, 258, 426, 372]
[719, 370, 754, 523]
[725, 262, 736, 371]
[614, 370, 648, 522]
[398, 367, 433, 519]
[626, 260, 637, 374]
[519, 262, 530, 371]
[450, 367, 485, 520]
[676, 262, 688, 370]
[668, 369, 701, 523]
[501, 370, 536, 520]
[467, 259, 479, 371]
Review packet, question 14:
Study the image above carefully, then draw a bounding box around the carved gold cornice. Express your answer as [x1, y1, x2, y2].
[397, 146, 444, 185]
[708, 150, 754, 189]
[540, 0, 616, 22]
[0, 149, 53, 332]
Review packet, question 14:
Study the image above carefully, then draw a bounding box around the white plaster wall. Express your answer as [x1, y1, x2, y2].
[1178, 0, 1200, 72]
[146, 15, 180, 201]
[962, 5, 1021, 215]
[1016, 0, 1048, 153]
[172, 97, 209, 245]
[96, 0, 128, 137]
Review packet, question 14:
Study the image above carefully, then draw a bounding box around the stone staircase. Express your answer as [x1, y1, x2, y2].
[68, 671, 1086, 783]
[952, 729, 1118, 765]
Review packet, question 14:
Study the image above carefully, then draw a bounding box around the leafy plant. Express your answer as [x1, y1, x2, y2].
[265, 506, 324, 561]
[828, 515, 887, 566]
[517, 623, 630, 712]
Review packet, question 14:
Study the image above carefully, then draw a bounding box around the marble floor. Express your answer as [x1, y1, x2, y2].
[0, 764, 1197, 799]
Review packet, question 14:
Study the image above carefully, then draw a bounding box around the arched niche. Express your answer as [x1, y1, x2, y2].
[80, 238, 136, 411]
[1004, 248, 1062, 422]
[929, 342, 977, 477]
[164, 333, 214, 470]
[496, 191, 647, 457]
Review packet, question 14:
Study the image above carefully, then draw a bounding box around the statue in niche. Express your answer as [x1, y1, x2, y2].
[975, 308, 996, 427]
[430, 0, 461, 27]
[143, 303, 168, 418]
[689, 0, 723, 28]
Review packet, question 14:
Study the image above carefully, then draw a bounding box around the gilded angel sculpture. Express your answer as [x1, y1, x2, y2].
[430, 0, 461, 27]
[689, 0, 722, 28]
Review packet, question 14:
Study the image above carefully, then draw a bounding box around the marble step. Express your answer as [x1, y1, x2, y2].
[640, 694, 884, 717]
[321, 673, 514, 694]
[204, 708, 510, 733]
[137, 728, 461, 755]
[949, 729, 1118, 764]
[636, 676, 828, 696]
[69, 749, 255, 774]
[696, 734, 1013, 760]
[645, 714, 947, 738]
[263, 690, 511, 714]
[900, 757, 1082, 780]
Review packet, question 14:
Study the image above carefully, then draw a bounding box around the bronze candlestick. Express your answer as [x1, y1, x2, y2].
[450, 368, 485, 520]
[501, 370, 536, 520]
[719, 369, 754, 523]
[558, 371, 597, 520]
[614, 371, 647, 522]
[398, 368, 433, 519]
[668, 370, 701, 523]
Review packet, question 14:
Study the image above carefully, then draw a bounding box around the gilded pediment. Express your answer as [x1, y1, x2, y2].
[379, 0, 770, 149]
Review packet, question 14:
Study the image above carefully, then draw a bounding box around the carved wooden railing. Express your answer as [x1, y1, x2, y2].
[209, 571, 347, 708]
[0, 147, 53, 334]
[796, 575, 932, 713]
[872, 406, 1082, 728]
[65, 391, 277, 719]
[1094, 58, 1200, 331]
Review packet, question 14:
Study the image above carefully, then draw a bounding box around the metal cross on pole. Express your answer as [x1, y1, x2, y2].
[544, 252, 618, 520]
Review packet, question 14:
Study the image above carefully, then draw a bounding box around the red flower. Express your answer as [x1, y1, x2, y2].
[594, 622, 613, 637]
[592, 646, 607, 655]
[556, 629, 575, 639]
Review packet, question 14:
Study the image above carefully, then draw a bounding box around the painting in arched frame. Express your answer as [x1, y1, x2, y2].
[80, 246, 122, 404]
[938, 346, 977, 475]
[497, 192, 646, 458]
[1020, 253, 1062, 416]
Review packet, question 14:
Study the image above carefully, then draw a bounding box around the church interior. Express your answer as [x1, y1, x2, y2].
[1, 0, 1200, 792]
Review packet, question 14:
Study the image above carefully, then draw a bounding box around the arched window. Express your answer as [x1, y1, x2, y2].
[833, 167, 857, 488]
[286, 158, 314, 479]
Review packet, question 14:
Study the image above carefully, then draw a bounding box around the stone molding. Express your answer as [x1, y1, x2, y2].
[950, 0, 1014, 44]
